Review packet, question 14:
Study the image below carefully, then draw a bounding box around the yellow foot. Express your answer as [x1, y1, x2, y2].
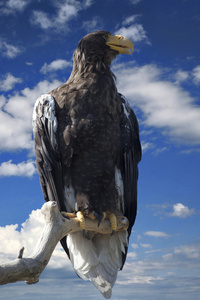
[105, 212, 117, 235]
[62, 211, 89, 238]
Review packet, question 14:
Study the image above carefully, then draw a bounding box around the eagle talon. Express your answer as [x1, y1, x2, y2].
[83, 229, 90, 240]
[93, 211, 106, 227]
[61, 212, 69, 219]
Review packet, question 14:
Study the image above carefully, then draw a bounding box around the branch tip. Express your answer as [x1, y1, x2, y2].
[18, 247, 25, 259]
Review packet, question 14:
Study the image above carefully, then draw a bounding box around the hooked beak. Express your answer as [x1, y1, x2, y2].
[106, 34, 134, 55]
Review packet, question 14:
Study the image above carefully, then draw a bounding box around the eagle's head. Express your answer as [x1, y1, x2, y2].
[74, 30, 134, 67]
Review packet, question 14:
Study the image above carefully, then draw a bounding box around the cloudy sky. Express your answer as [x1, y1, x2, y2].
[0, 0, 200, 299]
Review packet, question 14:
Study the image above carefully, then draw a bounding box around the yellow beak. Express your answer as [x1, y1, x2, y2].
[106, 34, 134, 55]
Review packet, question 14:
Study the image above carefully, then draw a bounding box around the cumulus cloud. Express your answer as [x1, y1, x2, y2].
[169, 203, 194, 218]
[116, 15, 149, 44]
[145, 231, 170, 238]
[0, 208, 71, 269]
[31, 11, 52, 29]
[31, 0, 93, 30]
[115, 63, 200, 146]
[174, 69, 189, 84]
[0, 79, 63, 151]
[0, 0, 29, 14]
[0, 209, 44, 263]
[40, 59, 72, 74]
[0, 160, 36, 177]
[0, 73, 22, 91]
[0, 41, 23, 58]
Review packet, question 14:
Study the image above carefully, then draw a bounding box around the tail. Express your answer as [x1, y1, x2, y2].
[66, 231, 128, 299]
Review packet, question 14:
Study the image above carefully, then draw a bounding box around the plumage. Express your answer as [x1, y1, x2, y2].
[33, 31, 141, 298]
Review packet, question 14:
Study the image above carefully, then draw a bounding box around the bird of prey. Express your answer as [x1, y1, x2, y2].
[33, 31, 141, 298]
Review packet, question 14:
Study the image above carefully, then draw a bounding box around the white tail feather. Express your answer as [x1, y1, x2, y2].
[67, 231, 127, 298]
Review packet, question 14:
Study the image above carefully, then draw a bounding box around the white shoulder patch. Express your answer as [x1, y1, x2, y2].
[33, 94, 58, 133]
[122, 101, 130, 119]
[115, 167, 124, 213]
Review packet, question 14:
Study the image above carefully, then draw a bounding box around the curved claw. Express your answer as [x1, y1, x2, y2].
[61, 212, 69, 219]
[93, 212, 106, 227]
[82, 229, 90, 240]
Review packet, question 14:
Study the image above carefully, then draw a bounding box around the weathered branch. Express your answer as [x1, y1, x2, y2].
[0, 201, 128, 285]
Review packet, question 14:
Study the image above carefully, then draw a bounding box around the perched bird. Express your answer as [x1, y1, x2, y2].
[33, 31, 141, 298]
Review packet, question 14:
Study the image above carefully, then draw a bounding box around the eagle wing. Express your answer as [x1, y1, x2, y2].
[33, 94, 68, 211]
[119, 94, 142, 266]
[33, 94, 72, 256]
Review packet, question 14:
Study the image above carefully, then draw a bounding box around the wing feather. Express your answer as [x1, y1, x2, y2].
[33, 94, 66, 211]
[119, 94, 142, 267]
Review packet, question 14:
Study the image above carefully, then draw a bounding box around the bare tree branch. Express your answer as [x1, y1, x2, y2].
[0, 201, 129, 285]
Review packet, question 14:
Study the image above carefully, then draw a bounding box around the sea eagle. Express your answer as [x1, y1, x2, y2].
[33, 31, 141, 298]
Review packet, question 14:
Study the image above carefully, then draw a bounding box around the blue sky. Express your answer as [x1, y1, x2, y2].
[0, 0, 200, 299]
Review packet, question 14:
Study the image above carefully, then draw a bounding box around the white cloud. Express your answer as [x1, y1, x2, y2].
[0, 79, 63, 151]
[0, 73, 22, 91]
[31, 11, 52, 29]
[82, 16, 103, 32]
[0, 41, 23, 58]
[115, 63, 200, 146]
[131, 243, 139, 249]
[174, 244, 199, 259]
[117, 240, 200, 295]
[141, 141, 154, 152]
[140, 243, 152, 249]
[0, 160, 36, 177]
[192, 65, 200, 84]
[40, 59, 72, 74]
[31, 0, 93, 30]
[174, 69, 189, 84]
[0, 208, 71, 269]
[127, 251, 137, 260]
[145, 231, 170, 238]
[0, 0, 29, 14]
[116, 15, 149, 44]
[153, 146, 168, 156]
[116, 24, 148, 43]
[169, 203, 194, 218]
[0, 209, 44, 263]
[55, 0, 79, 26]
[26, 62, 33, 66]
[122, 15, 139, 26]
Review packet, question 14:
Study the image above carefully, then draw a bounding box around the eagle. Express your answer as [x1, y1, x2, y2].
[33, 31, 141, 298]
